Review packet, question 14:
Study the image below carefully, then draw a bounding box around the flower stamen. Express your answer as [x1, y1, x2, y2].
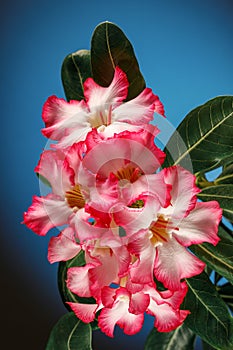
[65, 184, 85, 210]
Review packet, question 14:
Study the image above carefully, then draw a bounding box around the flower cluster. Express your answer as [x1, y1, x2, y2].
[24, 67, 222, 337]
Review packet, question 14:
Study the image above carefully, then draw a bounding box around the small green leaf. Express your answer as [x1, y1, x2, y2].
[36, 173, 51, 188]
[182, 272, 233, 349]
[190, 226, 233, 285]
[163, 96, 233, 174]
[144, 323, 196, 350]
[198, 184, 233, 221]
[45, 312, 92, 350]
[58, 251, 96, 310]
[61, 49, 92, 101]
[91, 21, 145, 101]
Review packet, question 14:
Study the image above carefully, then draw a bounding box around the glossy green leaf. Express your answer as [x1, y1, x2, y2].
[190, 226, 233, 285]
[163, 96, 233, 174]
[202, 340, 217, 350]
[218, 283, 233, 312]
[91, 21, 145, 101]
[144, 323, 196, 350]
[182, 272, 233, 349]
[61, 49, 92, 101]
[215, 164, 233, 185]
[198, 184, 233, 221]
[58, 251, 96, 310]
[46, 312, 92, 350]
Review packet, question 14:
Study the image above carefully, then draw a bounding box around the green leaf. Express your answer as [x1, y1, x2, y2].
[215, 164, 233, 185]
[46, 312, 92, 350]
[218, 283, 233, 312]
[36, 173, 51, 188]
[61, 49, 92, 101]
[190, 226, 233, 285]
[197, 184, 233, 221]
[144, 323, 196, 350]
[163, 96, 233, 174]
[91, 21, 145, 101]
[202, 340, 217, 350]
[182, 272, 233, 349]
[58, 251, 96, 310]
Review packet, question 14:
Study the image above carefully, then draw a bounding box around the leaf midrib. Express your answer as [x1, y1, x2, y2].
[196, 244, 233, 272]
[186, 278, 229, 335]
[67, 320, 80, 350]
[174, 100, 233, 165]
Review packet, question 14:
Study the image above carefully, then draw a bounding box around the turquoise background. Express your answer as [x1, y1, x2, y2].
[1, 0, 232, 348]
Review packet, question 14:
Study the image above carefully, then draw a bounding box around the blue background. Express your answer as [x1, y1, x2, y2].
[1, 0, 232, 349]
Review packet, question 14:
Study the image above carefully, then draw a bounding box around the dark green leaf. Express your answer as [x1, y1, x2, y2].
[215, 164, 233, 185]
[182, 272, 233, 349]
[218, 283, 233, 311]
[61, 49, 92, 101]
[190, 226, 233, 285]
[197, 184, 233, 221]
[58, 251, 96, 310]
[46, 312, 92, 350]
[202, 340, 217, 350]
[163, 96, 233, 174]
[91, 21, 145, 101]
[144, 323, 196, 350]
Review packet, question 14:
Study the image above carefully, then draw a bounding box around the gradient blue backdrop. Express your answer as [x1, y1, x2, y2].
[1, 0, 232, 349]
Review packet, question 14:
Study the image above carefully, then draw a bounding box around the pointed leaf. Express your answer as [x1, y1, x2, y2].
[91, 21, 145, 101]
[202, 340, 217, 350]
[198, 184, 233, 221]
[61, 49, 92, 101]
[182, 272, 233, 349]
[163, 96, 233, 174]
[46, 312, 92, 350]
[144, 323, 196, 350]
[190, 226, 233, 285]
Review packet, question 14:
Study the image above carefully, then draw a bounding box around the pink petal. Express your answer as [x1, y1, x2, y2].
[47, 227, 81, 263]
[42, 96, 88, 140]
[175, 201, 222, 246]
[67, 302, 99, 323]
[23, 194, 71, 236]
[84, 66, 128, 111]
[114, 87, 165, 124]
[70, 210, 110, 242]
[162, 166, 200, 220]
[98, 289, 144, 337]
[148, 299, 190, 332]
[67, 263, 99, 298]
[35, 149, 73, 196]
[154, 237, 205, 290]
[129, 292, 150, 315]
[128, 232, 156, 284]
[113, 197, 161, 236]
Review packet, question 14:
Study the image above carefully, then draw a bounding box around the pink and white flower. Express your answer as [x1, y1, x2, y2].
[67, 278, 189, 337]
[41, 66, 165, 149]
[117, 166, 222, 290]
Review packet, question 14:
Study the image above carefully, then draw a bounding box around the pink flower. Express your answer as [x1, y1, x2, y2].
[118, 166, 222, 290]
[41, 66, 165, 148]
[23, 148, 117, 252]
[67, 279, 189, 337]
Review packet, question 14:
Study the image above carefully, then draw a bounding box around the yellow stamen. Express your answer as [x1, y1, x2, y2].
[115, 165, 142, 183]
[150, 215, 178, 245]
[65, 184, 85, 210]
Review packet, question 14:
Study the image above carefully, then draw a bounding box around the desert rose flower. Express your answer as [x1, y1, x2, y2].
[41, 66, 165, 149]
[117, 166, 222, 291]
